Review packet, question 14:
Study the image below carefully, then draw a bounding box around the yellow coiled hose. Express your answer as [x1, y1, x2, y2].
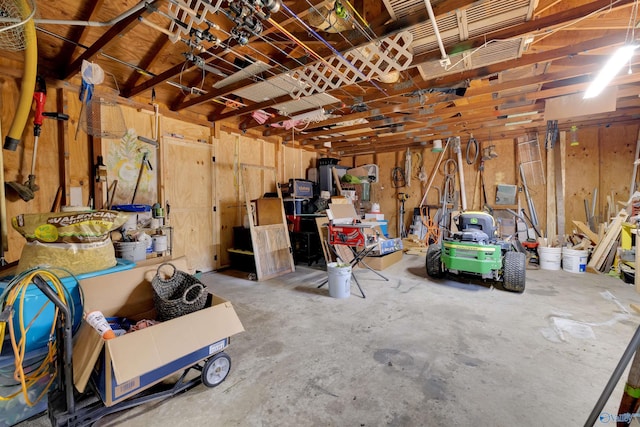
[0, 268, 71, 406]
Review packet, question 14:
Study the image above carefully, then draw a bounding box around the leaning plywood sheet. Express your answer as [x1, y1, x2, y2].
[241, 164, 294, 281]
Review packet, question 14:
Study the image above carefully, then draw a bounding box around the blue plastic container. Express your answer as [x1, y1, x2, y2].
[0, 345, 50, 426]
[0, 259, 136, 352]
[378, 220, 389, 238]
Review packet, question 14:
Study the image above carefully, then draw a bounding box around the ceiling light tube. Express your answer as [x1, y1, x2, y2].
[506, 111, 538, 119]
[584, 44, 638, 99]
[505, 119, 533, 126]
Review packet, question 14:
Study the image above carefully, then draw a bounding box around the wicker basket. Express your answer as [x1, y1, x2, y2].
[151, 263, 208, 321]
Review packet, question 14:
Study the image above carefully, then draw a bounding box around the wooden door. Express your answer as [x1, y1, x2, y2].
[241, 163, 294, 281]
[162, 136, 216, 272]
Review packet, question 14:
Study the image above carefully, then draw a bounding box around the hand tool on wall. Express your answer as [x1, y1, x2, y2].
[6, 76, 69, 202]
[131, 151, 152, 204]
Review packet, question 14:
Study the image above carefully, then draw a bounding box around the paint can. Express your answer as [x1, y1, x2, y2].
[152, 234, 168, 253]
[114, 241, 146, 262]
[538, 246, 562, 271]
[432, 139, 443, 152]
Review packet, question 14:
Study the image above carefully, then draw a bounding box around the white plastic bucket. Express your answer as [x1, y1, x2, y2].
[562, 248, 588, 273]
[327, 262, 351, 299]
[114, 241, 146, 262]
[152, 234, 168, 252]
[538, 246, 562, 270]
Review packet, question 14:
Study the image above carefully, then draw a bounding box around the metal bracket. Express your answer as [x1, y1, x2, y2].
[0, 305, 12, 323]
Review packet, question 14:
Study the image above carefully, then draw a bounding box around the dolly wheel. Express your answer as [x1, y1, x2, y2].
[202, 352, 231, 387]
[503, 251, 526, 293]
[426, 244, 444, 279]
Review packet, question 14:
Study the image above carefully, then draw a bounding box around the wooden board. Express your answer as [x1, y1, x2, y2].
[162, 134, 216, 272]
[546, 144, 556, 239]
[242, 163, 294, 281]
[587, 209, 628, 273]
[315, 216, 333, 264]
[554, 131, 566, 240]
[572, 220, 600, 244]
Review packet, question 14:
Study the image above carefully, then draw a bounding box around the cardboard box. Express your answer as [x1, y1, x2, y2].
[73, 258, 245, 406]
[281, 179, 313, 198]
[371, 237, 403, 255]
[363, 249, 403, 270]
[364, 213, 385, 220]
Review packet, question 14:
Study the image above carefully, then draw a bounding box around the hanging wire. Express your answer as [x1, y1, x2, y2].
[280, 2, 389, 96]
[176, 7, 362, 118]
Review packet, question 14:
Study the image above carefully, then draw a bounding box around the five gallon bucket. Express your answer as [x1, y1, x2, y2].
[114, 241, 146, 262]
[562, 248, 588, 273]
[327, 262, 351, 299]
[538, 246, 562, 271]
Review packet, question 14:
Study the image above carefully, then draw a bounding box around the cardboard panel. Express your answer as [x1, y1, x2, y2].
[544, 88, 617, 120]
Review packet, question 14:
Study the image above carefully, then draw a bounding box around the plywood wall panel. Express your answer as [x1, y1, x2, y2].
[163, 115, 211, 142]
[215, 131, 278, 267]
[1, 78, 64, 261]
[598, 124, 638, 220]
[564, 126, 600, 229]
[216, 132, 241, 267]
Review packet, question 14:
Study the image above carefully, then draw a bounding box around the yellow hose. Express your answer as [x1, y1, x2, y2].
[3, 0, 37, 151]
[0, 269, 68, 406]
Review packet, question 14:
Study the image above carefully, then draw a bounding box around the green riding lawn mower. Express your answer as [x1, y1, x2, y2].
[425, 211, 526, 293]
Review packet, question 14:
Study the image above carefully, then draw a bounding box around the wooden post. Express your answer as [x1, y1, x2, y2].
[555, 131, 566, 242]
[546, 142, 556, 240]
[636, 219, 640, 293]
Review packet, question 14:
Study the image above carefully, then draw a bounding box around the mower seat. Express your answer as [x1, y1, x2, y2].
[452, 230, 490, 244]
[456, 212, 497, 238]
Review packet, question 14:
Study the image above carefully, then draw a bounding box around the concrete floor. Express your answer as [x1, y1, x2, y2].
[19, 254, 640, 426]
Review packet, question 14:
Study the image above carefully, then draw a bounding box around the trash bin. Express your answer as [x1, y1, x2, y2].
[327, 262, 351, 299]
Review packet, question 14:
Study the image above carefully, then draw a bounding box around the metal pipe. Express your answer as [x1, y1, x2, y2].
[453, 137, 467, 210]
[585, 323, 640, 426]
[423, 0, 448, 62]
[31, 274, 75, 416]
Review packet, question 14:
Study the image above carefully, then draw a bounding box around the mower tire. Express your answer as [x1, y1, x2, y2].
[426, 244, 444, 279]
[503, 251, 526, 293]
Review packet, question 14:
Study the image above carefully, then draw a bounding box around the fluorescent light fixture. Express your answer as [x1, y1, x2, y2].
[506, 111, 538, 119]
[584, 45, 638, 99]
[505, 119, 533, 126]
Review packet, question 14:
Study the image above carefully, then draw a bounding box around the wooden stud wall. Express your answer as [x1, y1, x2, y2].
[342, 124, 637, 241]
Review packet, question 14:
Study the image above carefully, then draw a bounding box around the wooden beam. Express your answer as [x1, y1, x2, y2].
[57, 0, 105, 77]
[62, 0, 161, 80]
[408, 0, 636, 74]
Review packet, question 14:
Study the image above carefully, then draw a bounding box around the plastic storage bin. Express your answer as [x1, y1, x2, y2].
[0, 259, 135, 352]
